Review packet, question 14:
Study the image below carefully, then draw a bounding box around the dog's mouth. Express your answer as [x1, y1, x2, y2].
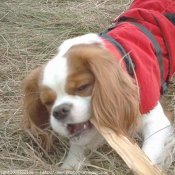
[67, 120, 93, 141]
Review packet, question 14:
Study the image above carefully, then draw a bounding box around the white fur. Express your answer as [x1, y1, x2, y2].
[50, 96, 91, 138]
[57, 33, 102, 58]
[141, 102, 172, 165]
[42, 34, 174, 170]
[43, 54, 68, 93]
[61, 130, 104, 170]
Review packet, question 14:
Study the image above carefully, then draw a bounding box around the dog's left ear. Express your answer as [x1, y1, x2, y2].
[21, 67, 53, 148]
[21, 67, 49, 129]
[86, 47, 141, 139]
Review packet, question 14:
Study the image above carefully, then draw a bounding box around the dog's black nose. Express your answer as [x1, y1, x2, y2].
[53, 103, 71, 120]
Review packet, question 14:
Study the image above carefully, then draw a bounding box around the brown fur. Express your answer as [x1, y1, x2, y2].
[66, 49, 95, 97]
[21, 67, 54, 149]
[66, 44, 141, 140]
[40, 86, 56, 111]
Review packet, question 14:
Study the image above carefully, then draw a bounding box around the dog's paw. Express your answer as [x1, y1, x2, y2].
[61, 160, 84, 171]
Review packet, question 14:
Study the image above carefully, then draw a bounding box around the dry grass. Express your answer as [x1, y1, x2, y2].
[0, 0, 174, 174]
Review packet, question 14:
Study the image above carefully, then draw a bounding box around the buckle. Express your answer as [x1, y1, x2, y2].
[160, 82, 167, 95]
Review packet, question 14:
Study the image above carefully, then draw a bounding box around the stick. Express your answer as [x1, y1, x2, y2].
[90, 118, 164, 175]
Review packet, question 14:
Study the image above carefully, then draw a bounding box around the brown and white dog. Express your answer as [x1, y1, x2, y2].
[22, 0, 175, 170]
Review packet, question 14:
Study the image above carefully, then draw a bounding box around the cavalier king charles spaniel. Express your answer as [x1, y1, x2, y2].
[22, 0, 175, 171]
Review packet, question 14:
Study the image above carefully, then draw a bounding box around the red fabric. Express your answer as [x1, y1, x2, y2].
[105, 0, 175, 113]
[101, 38, 127, 71]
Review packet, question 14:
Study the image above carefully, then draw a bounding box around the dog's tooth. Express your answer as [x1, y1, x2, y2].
[84, 124, 87, 129]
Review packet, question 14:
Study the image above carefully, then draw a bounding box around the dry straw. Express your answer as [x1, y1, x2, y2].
[90, 118, 164, 175]
[0, 0, 175, 174]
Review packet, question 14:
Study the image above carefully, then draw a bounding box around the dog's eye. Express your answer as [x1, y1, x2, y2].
[44, 101, 53, 106]
[77, 84, 89, 92]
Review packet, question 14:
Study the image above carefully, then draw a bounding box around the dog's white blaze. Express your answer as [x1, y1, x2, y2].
[42, 54, 68, 95]
[58, 33, 102, 57]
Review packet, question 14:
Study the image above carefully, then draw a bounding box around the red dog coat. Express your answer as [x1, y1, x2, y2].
[102, 0, 175, 113]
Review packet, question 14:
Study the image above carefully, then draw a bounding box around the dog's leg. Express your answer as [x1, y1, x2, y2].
[141, 101, 172, 165]
[61, 144, 86, 170]
[61, 129, 104, 170]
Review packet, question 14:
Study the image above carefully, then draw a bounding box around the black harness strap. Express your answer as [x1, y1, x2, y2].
[99, 14, 173, 95]
[164, 13, 175, 26]
[129, 22, 167, 94]
[99, 31, 135, 75]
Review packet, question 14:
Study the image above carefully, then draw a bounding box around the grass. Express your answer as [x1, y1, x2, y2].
[0, 0, 175, 174]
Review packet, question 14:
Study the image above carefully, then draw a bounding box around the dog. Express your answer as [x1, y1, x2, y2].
[22, 0, 175, 170]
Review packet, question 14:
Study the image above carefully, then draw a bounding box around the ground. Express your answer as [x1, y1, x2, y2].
[0, 0, 175, 174]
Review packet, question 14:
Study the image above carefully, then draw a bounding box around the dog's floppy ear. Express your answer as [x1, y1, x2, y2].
[21, 67, 53, 148]
[86, 47, 141, 139]
[21, 67, 49, 129]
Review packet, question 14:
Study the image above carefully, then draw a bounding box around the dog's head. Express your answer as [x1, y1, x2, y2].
[22, 34, 140, 144]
